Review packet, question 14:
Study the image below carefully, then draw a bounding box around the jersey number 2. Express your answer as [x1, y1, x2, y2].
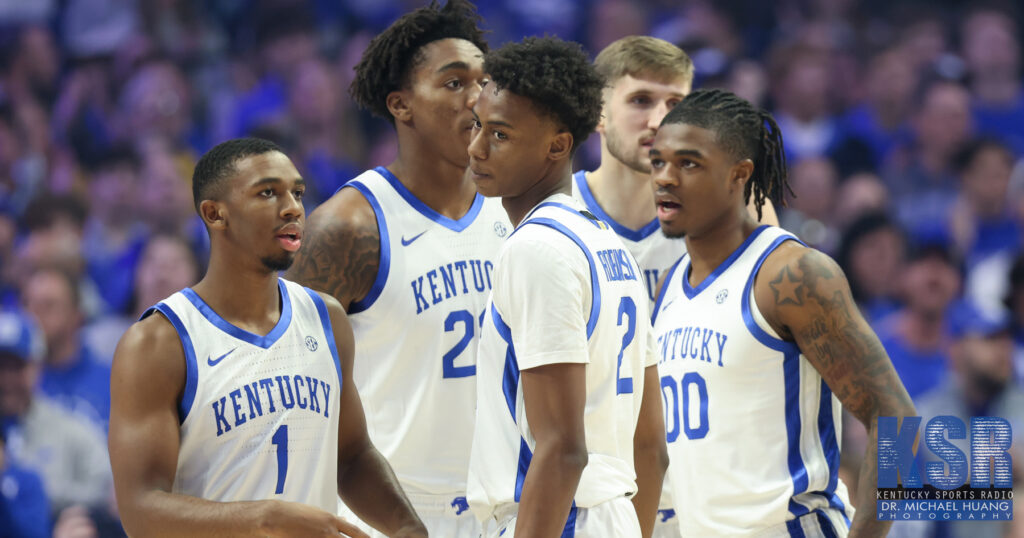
[272, 425, 288, 494]
[615, 296, 636, 394]
[442, 309, 481, 378]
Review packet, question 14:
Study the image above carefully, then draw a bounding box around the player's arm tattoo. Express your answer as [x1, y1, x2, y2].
[765, 247, 915, 537]
[285, 202, 379, 310]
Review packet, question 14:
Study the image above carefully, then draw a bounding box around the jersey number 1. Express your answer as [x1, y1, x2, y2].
[272, 425, 288, 494]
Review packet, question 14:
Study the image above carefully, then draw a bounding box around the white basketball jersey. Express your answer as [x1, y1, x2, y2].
[468, 194, 654, 522]
[572, 171, 685, 303]
[145, 279, 341, 512]
[343, 167, 510, 494]
[653, 226, 854, 536]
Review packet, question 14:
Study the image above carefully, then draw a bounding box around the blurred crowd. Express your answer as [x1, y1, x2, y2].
[1, 0, 1023, 536]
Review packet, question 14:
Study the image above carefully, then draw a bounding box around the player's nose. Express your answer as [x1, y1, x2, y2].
[280, 190, 303, 219]
[468, 126, 487, 160]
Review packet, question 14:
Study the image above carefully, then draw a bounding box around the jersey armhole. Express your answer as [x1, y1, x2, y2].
[652, 255, 685, 324]
[740, 237, 803, 353]
[142, 304, 199, 423]
[302, 288, 343, 389]
[343, 181, 390, 314]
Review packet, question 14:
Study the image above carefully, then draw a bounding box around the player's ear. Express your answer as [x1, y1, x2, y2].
[386, 90, 412, 123]
[548, 131, 573, 161]
[730, 159, 754, 192]
[199, 199, 227, 230]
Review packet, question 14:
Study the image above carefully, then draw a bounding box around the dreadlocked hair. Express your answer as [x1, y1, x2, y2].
[660, 88, 793, 220]
[350, 0, 488, 123]
[484, 37, 604, 151]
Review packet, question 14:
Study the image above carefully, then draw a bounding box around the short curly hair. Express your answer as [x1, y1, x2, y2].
[484, 37, 604, 152]
[350, 0, 488, 123]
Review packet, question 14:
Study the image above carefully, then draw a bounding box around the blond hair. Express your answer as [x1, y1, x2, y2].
[594, 36, 693, 86]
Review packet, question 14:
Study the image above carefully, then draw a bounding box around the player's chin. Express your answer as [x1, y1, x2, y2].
[261, 251, 297, 273]
[658, 220, 687, 239]
[470, 175, 502, 197]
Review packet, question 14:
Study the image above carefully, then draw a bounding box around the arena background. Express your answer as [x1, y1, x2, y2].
[0, 0, 1022, 536]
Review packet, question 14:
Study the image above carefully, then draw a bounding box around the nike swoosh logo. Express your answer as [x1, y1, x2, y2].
[207, 347, 237, 367]
[661, 299, 675, 312]
[401, 231, 427, 246]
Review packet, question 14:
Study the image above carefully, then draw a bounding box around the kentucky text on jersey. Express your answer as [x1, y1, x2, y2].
[212, 374, 334, 436]
[411, 259, 494, 315]
[657, 327, 729, 367]
[596, 249, 639, 282]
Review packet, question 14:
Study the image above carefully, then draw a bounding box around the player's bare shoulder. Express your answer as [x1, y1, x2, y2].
[285, 186, 380, 309]
[112, 311, 187, 400]
[752, 240, 849, 338]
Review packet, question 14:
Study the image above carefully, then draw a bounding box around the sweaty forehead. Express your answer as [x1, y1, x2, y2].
[232, 152, 300, 185]
[653, 122, 720, 154]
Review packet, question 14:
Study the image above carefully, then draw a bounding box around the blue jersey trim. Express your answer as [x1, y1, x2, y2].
[786, 516, 806, 538]
[518, 217, 602, 339]
[682, 225, 770, 300]
[524, 201, 604, 229]
[573, 171, 660, 241]
[815, 380, 852, 527]
[651, 255, 685, 324]
[816, 511, 840, 538]
[144, 303, 199, 423]
[304, 288, 343, 389]
[180, 279, 293, 349]
[374, 166, 484, 232]
[561, 502, 578, 537]
[492, 305, 534, 503]
[784, 348, 810, 523]
[740, 234, 803, 354]
[345, 181, 390, 314]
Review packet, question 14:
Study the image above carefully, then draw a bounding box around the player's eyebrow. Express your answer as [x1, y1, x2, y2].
[437, 61, 471, 73]
[252, 176, 305, 188]
[471, 110, 515, 130]
[649, 148, 703, 158]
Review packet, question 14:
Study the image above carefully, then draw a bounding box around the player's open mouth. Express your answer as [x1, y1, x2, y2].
[656, 196, 681, 219]
[275, 225, 303, 252]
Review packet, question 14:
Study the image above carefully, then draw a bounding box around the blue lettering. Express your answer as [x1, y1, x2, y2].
[321, 380, 332, 418]
[454, 261, 470, 294]
[878, 416, 923, 488]
[411, 277, 430, 314]
[670, 328, 682, 361]
[970, 417, 1013, 488]
[306, 376, 321, 413]
[470, 260, 486, 292]
[715, 333, 727, 367]
[426, 269, 443, 305]
[645, 269, 659, 301]
[294, 376, 308, 409]
[689, 328, 700, 359]
[484, 261, 494, 290]
[597, 251, 613, 281]
[700, 329, 713, 362]
[212, 397, 231, 436]
[243, 382, 263, 420]
[440, 264, 457, 299]
[258, 378, 277, 413]
[617, 250, 636, 281]
[925, 416, 967, 490]
[229, 388, 246, 427]
[276, 375, 295, 409]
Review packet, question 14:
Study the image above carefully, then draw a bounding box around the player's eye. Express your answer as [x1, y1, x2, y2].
[630, 96, 651, 105]
[445, 79, 463, 89]
[650, 158, 664, 169]
[681, 159, 699, 169]
[493, 130, 507, 141]
[472, 119, 482, 130]
[293, 188, 305, 199]
[261, 188, 274, 197]
[667, 99, 682, 108]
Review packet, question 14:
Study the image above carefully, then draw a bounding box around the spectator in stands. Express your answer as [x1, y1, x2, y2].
[779, 156, 841, 253]
[874, 242, 962, 400]
[885, 80, 974, 245]
[21, 268, 111, 428]
[0, 430, 49, 538]
[962, 7, 1024, 155]
[911, 301, 1024, 538]
[82, 146, 148, 314]
[0, 309, 110, 513]
[836, 212, 906, 322]
[841, 48, 916, 169]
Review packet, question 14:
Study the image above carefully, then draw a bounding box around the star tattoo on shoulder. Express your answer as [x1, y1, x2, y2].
[770, 265, 804, 306]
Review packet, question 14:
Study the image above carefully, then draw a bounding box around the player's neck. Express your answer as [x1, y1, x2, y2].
[588, 157, 657, 230]
[387, 136, 478, 220]
[684, 212, 759, 285]
[192, 252, 284, 336]
[503, 163, 573, 227]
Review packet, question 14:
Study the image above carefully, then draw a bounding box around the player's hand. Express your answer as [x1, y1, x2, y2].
[258, 500, 370, 537]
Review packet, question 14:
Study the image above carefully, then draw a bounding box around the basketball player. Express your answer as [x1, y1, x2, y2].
[108, 138, 426, 537]
[576, 36, 778, 305]
[650, 89, 915, 536]
[284, 1, 508, 535]
[465, 37, 666, 538]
